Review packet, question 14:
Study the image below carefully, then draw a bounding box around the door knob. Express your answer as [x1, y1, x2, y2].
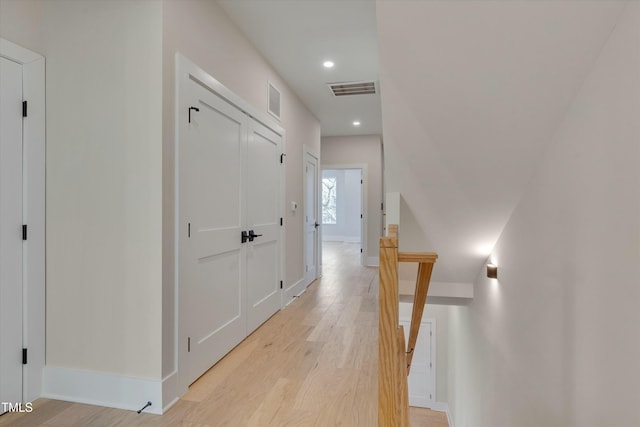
[314, 222, 320, 228]
[248, 230, 262, 241]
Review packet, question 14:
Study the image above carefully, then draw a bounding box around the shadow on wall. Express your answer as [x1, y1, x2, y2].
[398, 195, 452, 294]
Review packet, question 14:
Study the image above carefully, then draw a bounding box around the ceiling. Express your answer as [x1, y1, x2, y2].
[218, 0, 628, 284]
[218, 0, 381, 137]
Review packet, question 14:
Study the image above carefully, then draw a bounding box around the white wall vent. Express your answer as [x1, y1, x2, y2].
[328, 81, 376, 97]
[268, 81, 281, 120]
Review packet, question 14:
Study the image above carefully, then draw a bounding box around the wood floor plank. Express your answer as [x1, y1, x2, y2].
[246, 378, 292, 426]
[0, 399, 71, 427]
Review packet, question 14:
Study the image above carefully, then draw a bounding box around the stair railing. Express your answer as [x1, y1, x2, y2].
[378, 224, 437, 426]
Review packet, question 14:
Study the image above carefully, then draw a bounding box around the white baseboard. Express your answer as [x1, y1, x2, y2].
[431, 401, 449, 412]
[286, 286, 307, 306]
[42, 366, 164, 415]
[366, 256, 379, 266]
[161, 370, 180, 413]
[284, 277, 306, 304]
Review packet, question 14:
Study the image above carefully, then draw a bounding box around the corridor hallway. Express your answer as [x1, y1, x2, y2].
[0, 242, 446, 426]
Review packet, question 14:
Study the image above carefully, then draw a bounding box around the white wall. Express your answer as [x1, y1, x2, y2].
[0, 0, 44, 54]
[39, 0, 162, 379]
[322, 169, 362, 243]
[448, 3, 640, 426]
[321, 135, 382, 264]
[162, 0, 321, 377]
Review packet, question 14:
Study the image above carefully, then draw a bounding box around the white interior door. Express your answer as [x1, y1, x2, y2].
[400, 319, 436, 408]
[246, 119, 282, 332]
[0, 56, 24, 408]
[304, 151, 319, 286]
[180, 77, 248, 386]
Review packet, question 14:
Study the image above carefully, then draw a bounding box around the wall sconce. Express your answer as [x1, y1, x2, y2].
[487, 264, 498, 279]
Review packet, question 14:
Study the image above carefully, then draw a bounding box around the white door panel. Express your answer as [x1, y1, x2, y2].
[246, 120, 281, 332]
[0, 56, 24, 408]
[247, 127, 280, 225]
[247, 241, 278, 319]
[189, 100, 243, 229]
[181, 77, 247, 386]
[193, 227, 241, 258]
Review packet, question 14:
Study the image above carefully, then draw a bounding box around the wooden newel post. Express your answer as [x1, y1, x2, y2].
[379, 225, 403, 426]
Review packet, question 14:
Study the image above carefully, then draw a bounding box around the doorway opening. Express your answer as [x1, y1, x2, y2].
[321, 167, 365, 268]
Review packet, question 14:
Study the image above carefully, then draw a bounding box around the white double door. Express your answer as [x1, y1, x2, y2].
[179, 75, 283, 386]
[0, 56, 24, 410]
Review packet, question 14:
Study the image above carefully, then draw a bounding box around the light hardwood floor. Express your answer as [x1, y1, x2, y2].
[0, 242, 448, 426]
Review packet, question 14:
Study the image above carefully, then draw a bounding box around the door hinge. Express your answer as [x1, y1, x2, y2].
[22, 348, 27, 365]
[188, 223, 191, 238]
[430, 393, 432, 400]
[22, 224, 27, 241]
[360, 214, 363, 219]
[280, 280, 283, 289]
[188, 337, 191, 353]
[22, 100, 27, 118]
[280, 153, 286, 163]
[360, 179, 363, 184]
[360, 248, 363, 253]
[381, 202, 384, 211]
[280, 217, 283, 226]
[188, 106, 199, 123]
[430, 362, 432, 368]
[305, 265, 309, 272]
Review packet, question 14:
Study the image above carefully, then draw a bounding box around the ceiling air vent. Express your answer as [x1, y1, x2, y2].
[328, 81, 376, 97]
[268, 81, 281, 120]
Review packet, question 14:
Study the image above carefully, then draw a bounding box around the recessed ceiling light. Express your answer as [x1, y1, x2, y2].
[323, 60, 335, 69]
[353, 121, 361, 126]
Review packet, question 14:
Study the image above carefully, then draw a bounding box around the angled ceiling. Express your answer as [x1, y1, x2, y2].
[377, 0, 627, 283]
[218, 0, 628, 285]
[218, 0, 381, 137]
